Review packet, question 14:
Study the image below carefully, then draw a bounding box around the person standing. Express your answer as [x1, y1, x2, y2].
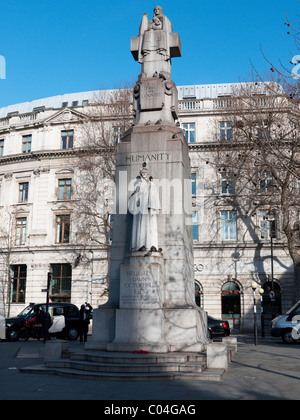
[79, 303, 93, 343]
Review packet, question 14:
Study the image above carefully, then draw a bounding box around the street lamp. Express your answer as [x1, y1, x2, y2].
[268, 211, 277, 320]
[44, 269, 52, 343]
[268, 212, 276, 292]
[251, 281, 264, 346]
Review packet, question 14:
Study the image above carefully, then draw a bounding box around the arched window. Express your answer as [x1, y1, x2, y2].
[195, 282, 203, 308]
[221, 281, 241, 320]
[262, 281, 282, 319]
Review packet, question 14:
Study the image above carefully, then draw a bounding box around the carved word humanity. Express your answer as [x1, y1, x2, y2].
[125, 152, 171, 163]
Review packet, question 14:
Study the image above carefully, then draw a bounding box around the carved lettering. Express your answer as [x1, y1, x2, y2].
[125, 152, 171, 163]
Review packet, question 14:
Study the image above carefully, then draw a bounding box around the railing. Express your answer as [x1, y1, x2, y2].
[178, 97, 282, 111]
[178, 100, 202, 111]
[0, 112, 40, 128]
[19, 112, 38, 122]
[213, 98, 232, 109]
[178, 98, 233, 111]
[0, 118, 9, 126]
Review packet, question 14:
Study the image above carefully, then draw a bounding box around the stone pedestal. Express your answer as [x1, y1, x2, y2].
[44, 340, 68, 361]
[88, 125, 209, 353]
[206, 343, 228, 371]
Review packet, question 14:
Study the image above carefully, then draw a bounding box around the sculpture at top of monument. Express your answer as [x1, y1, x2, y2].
[131, 6, 181, 125]
[128, 163, 161, 252]
[131, 6, 181, 78]
[138, 6, 172, 64]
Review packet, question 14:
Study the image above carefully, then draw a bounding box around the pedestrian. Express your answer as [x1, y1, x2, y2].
[79, 303, 93, 343]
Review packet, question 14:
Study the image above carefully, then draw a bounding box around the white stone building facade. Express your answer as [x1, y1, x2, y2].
[0, 85, 293, 331]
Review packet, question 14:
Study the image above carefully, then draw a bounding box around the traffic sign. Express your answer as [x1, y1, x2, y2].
[269, 291, 276, 300]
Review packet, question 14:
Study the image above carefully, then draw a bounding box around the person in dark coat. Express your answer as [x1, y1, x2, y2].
[79, 303, 93, 343]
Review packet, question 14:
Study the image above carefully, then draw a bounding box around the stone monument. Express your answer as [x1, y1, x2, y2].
[88, 6, 208, 352]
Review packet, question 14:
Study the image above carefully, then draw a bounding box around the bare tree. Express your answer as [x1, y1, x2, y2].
[72, 86, 133, 248]
[207, 79, 300, 302]
[0, 208, 17, 317]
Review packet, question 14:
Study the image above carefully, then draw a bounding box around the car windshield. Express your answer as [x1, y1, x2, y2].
[17, 305, 34, 317]
[17, 304, 47, 317]
[286, 300, 300, 315]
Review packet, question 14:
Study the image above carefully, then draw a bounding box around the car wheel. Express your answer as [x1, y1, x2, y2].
[282, 329, 295, 344]
[67, 327, 79, 340]
[7, 329, 19, 341]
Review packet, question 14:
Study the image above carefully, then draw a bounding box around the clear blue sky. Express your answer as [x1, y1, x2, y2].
[0, 0, 299, 108]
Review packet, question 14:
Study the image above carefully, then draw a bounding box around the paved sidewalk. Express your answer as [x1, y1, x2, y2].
[0, 335, 299, 400]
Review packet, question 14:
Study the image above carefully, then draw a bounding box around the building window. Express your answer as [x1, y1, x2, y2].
[71, 101, 78, 107]
[0, 139, 4, 156]
[15, 217, 27, 245]
[32, 106, 45, 112]
[295, 179, 300, 195]
[221, 174, 235, 195]
[192, 211, 198, 240]
[221, 281, 241, 319]
[260, 210, 277, 240]
[7, 111, 19, 117]
[62, 102, 68, 108]
[22, 135, 32, 153]
[183, 123, 195, 143]
[61, 130, 74, 150]
[221, 211, 237, 240]
[19, 182, 29, 203]
[257, 119, 271, 140]
[113, 126, 122, 144]
[55, 214, 70, 243]
[50, 263, 72, 302]
[58, 179, 72, 200]
[82, 100, 89, 106]
[191, 173, 197, 195]
[220, 122, 233, 141]
[9, 265, 26, 303]
[260, 172, 273, 194]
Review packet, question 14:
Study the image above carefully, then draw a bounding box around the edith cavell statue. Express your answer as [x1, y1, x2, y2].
[88, 6, 209, 354]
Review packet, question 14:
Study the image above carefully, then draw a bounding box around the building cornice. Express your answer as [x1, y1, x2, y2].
[0, 148, 80, 164]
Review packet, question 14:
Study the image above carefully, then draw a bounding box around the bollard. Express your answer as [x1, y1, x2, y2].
[44, 340, 69, 361]
[222, 336, 238, 352]
[206, 343, 228, 371]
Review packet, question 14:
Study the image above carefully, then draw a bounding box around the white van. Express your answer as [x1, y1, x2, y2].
[271, 300, 300, 344]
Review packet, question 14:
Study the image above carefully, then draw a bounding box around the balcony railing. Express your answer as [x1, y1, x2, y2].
[0, 118, 9, 126]
[19, 113, 38, 122]
[0, 112, 40, 128]
[178, 98, 233, 111]
[178, 100, 203, 111]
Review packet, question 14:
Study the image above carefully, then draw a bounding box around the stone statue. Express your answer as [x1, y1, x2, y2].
[131, 6, 181, 79]
[138, 6, 172, 67]
[128, 163, 160, 251]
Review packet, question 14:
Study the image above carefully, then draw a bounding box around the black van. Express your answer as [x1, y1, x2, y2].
[5, 303, 80, 341]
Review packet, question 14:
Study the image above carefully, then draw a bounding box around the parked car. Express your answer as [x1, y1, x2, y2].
[5, 302, 80, 341]
[208, 315, 231, 339]
[271, 300, 300, 344]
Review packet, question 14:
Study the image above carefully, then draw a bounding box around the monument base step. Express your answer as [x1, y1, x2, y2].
[20, 364, 225, 381]
[20, 346, 236, 382]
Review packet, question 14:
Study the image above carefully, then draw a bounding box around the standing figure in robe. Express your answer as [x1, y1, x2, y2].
[137, 5, 173, 76]
[129, 163, 160, 251]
